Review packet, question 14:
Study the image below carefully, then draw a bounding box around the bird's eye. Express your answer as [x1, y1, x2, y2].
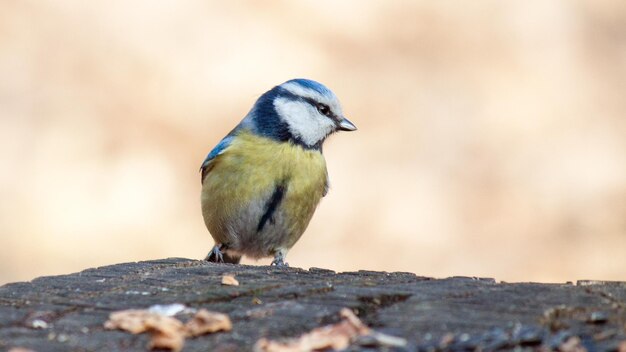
[316, 103, 332, 117]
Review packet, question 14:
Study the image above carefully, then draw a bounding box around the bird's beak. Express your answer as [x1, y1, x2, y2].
[338, 117, 357, 131]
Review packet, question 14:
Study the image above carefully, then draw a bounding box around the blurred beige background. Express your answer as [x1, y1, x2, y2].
[1, 1, 625, 285]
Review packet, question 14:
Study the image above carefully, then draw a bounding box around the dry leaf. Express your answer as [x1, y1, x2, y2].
[149, 330, 185, 352]
[104, 309, 184, 334]
[104, 309, 185, 351]
[185, 309, 232, 337]
[254, 308, 405, 352]
[104, 307, 232, 351]
[222, 275, 239, 286]
[619, 340, 626, 352]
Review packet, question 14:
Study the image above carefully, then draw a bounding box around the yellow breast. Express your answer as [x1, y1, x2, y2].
[201, 131, 327, 253]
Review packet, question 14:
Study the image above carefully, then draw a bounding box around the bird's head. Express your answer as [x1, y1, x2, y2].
[244, 79, 357, 150]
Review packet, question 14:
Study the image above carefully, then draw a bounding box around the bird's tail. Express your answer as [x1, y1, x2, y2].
[221, 253, 241, 264]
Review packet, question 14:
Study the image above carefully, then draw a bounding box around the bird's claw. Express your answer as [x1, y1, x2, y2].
[270, 252, 289, 267]
[205, 244, 224, 263]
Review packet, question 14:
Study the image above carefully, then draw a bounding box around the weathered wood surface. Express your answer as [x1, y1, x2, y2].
[0, 258, 625, 351]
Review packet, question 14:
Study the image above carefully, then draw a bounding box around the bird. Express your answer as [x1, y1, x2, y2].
[199, 78, 356, 266]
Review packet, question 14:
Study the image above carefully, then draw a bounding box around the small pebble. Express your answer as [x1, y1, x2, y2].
[513, 324, 544, 345]
[148, 303, 187, 316]
[588, 311, 608, 324]
[31, 319, 48, 329]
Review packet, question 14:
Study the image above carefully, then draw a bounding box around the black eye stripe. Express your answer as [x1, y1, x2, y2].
[303, 98, 334, 118]
[317, 103, 330, 115]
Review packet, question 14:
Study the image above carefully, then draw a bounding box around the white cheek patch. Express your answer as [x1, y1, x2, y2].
[274, 97, 336, 147]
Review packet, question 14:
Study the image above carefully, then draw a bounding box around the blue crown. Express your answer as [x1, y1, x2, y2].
[285, 78, 334, 99]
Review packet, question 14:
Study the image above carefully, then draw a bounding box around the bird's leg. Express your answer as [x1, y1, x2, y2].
[270, 249, 289, 267]
[205, 243, 225, 263]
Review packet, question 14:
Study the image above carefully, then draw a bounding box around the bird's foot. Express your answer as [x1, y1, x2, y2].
[270, 251, 289, 267]
[205, 244, 224, 263]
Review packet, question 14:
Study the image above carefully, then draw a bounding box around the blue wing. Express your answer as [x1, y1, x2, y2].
[200, 135, 234, 184]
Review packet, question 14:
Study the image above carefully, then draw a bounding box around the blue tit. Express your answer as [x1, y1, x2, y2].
[200, 79, 356, 266]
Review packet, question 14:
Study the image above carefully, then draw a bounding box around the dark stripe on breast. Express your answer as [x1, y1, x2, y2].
[257, 182, 287, 232]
